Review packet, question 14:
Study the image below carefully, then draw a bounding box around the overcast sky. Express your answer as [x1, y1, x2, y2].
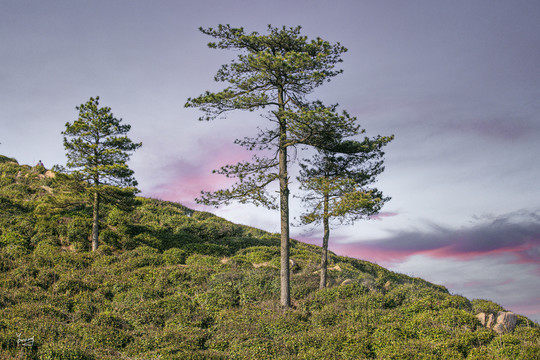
[1, 0, 539, 322]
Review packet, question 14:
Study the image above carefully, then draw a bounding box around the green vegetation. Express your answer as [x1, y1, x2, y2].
[1, 156, 539, 359]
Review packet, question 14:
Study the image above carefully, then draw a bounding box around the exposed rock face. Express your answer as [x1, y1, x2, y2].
[493, 312, 518, 334]
[37, 170, 55, 179]
[476, 311, 517, 334]
[40, 185, 53, 193]
[329, 265, 341, 272]
[476, 312, 486, 325]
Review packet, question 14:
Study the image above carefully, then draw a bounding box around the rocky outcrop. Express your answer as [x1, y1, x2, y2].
[493, 312, 518, 334]
[476, 311, 517, 334]
[38, 170, 55, 179]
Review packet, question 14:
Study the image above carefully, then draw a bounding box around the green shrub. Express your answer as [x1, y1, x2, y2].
[186, 254, 220, 267]
[54, 276, 93, 296]
[197, 282, 240, 313]
[77, 323, 133, 350]
[117, 246, 163, 268]
[122, 293, 196, 328]
[133, 232, 161, 249]
[72, 292, 99, 323]
[0, 230, 28, 247]
[182, 242, 228, 257]
[2, 155, 540, 359]
[291, 273, 320, 299]
[1, 244, 29, 259]
[35, 268, 60, 290]
[447, 329, 494, 357]
[513, 326, 540, 342]
[471, 299, 505, 314]
[237, 246, 280, 265]
[32, 241, 61, 267]
[163, 247, 186, 265]
[91, 311, 131, 330]
[38, 343, 95, 360]
[224, 254, 253, 270]
[99, 229, 122, 249]
[486, 334, 522, 359]
[66, 217, 91, 251]
[191, 211, 215, 220]
[0, 155, 17, 164]
[302, 281, 370, 312]
[237, 267, 280, 304]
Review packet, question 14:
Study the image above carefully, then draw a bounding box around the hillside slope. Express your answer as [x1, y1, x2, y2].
[1, 155, 539, 359]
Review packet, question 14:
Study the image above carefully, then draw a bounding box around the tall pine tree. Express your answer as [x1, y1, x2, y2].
[186, 25, 356, 308]
[62, 96, 141, 251]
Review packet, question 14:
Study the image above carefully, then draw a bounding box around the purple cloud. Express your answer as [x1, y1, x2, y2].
[328, 209, 540, 271]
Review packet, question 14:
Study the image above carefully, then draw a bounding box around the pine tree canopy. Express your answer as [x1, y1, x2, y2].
[186, 25, 348, 121]
[298, 134, 394, 226]
[185, 25, 356, 208]
[63, 96, 142, 189]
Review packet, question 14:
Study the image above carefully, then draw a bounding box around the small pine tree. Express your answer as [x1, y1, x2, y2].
[62, 96, 141, 251]
[298, 136, 393, 288]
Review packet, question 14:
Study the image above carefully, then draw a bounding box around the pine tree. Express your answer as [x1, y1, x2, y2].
[298, 136, 393, 288]
[186, 25, 355, 308]
[62, 96, 141, 251]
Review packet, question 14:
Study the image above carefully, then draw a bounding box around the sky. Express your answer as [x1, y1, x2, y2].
[1, 0, 539, 322]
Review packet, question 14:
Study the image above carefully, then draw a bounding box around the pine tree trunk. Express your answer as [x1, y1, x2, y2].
[278, 88, 291, 309]
[320, 193, 330, 289]
[279, 145, 290, 308]
[92, 190, 99, 251]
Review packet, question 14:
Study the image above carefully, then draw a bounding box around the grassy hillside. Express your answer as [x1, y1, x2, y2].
[1, 155, 539, 359]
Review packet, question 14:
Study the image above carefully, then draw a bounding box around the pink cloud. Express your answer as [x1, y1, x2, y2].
[300, 210, 540, 271]
[143, 139, 253, 208]
[296, 233, 414, 265]
[369, 212, 399, 221]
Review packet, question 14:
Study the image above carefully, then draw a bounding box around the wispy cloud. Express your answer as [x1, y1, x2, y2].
[143, 139, 253, 208]
[433, 115, 540, 142]
[369, 211, 400, 221]
[328, 209, 540, 270]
